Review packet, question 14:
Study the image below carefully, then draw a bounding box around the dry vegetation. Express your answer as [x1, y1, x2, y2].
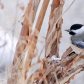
[7, 0, 84, 84]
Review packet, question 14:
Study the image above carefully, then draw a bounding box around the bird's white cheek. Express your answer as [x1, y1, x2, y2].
[72, 26, 84, 34]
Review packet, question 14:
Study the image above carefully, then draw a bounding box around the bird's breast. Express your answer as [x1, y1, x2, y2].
[70, 38, 84, 55]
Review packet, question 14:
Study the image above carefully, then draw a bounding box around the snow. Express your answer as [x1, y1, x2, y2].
[51, 55, 61, 62]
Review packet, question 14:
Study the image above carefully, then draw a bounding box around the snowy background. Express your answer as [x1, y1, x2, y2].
[0, 0, 84, 84]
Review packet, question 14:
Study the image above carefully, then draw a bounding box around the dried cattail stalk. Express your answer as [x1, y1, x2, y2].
[45, 0, 64, 58]
[13, 0, 41, 65]
[35, 47, 84, 84]
[24, 0, 50, 81]
[7, 0, 40, 84]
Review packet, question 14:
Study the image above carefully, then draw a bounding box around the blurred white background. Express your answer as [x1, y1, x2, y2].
[0, 0, 84, 84]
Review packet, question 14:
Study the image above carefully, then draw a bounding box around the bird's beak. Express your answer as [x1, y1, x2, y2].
[65, 29, 71, 32]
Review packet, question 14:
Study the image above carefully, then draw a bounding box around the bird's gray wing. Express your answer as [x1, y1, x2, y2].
[72, 40, 84, 49]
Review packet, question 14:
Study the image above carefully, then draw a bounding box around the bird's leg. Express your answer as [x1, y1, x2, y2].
[69, 51, 75, 56]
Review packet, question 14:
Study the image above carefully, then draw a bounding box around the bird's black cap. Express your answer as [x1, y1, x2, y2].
[70, 24, 83, 30]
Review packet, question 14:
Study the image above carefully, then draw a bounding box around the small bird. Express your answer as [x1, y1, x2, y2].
[65, 24, 84, 55]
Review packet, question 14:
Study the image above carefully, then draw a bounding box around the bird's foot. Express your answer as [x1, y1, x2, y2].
[69, 51, 75, 56]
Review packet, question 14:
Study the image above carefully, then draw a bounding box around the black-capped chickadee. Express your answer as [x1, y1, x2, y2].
[65, 24, 84, 55]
